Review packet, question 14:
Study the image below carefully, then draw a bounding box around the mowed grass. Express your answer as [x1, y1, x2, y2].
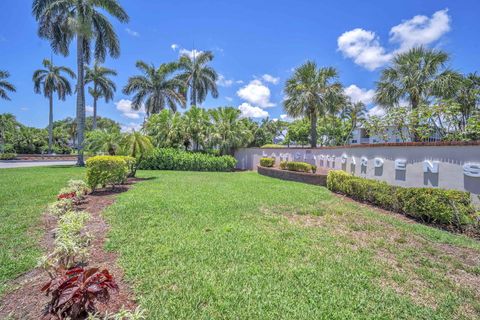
[0, 166, 84, 295]
[105, 171, 480, 319]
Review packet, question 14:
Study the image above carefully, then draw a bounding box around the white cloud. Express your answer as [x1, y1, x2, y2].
[20, 107, 29, 111]
[337, 28, 392, 71]
[390, 9, 450, 52]
[344, 85, 375, 105]
[236, 80, 244, 84]
[279, 114, 297, 122]
[261, 74, 280, 85]
[367, 106, 386, 117]
[121, 122, 142, 132]
[217, 74, 234, 87]
[115, 99, 145, 119]
[171, 43, 179, 51]
[179, 48, 203, 59]
[237, 80, 275, 108]
[225, 96, 233, 102]
[238, 103, 269, 118]
[337, 9, 451, 70]
[125, 28, 140, 37]
[86, 105, 94, 114]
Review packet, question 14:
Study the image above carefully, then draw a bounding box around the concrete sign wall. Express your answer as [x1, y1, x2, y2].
[234, 143, 480, 197]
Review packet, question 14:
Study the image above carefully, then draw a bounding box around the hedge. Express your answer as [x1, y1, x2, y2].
[280, 161, 315, 173]
[0, 153, 17, 160]
[138, 148, 237, 172]
[261, 144, 286, 148]
[86, 155, 134, 190]
[326, 170, 477, 228]
[259, 157, 275, 167]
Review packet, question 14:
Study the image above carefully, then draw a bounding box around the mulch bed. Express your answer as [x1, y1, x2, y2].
[0, 178, 142, 319]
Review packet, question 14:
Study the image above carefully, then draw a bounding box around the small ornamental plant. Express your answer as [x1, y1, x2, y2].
[57, 191, 77, 201]
[42, 267, 118, 320]
[259, 157, 275, 167]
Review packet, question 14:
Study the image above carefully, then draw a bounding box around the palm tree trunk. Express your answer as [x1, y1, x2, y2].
[310, 113, 317, 148]
[76, 36, 85, 166]
[192, 86, 197, 107]
[93, 94, 98, 130]
[48, 93, 53, 154]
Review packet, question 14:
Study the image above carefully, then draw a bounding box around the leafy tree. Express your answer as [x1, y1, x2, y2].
[0, 70, 16, 100]
[120, 131, 153, 176]
[0, 113, 21, 151]
[33, 0, 129, 165]
[284, 62, 345, 147]
[209, 107, 253, 155]
[143, 110, 186, 148]
[342, 101, 367, 144]
[85, 129, 122, 155]
[13, 127, 48, 154]
[285, 119, 310, 147]
[123, 61, 186, 115]
[85, 62, 117, 130]
[33, 58, 75, 153]
[450, 73, 480, 130]
[177, 51, 218, 107]
[375, 47, 461, 140]
[183, 105, 210, 150]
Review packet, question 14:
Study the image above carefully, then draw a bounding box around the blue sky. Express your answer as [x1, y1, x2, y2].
[1, 0, 479, 130]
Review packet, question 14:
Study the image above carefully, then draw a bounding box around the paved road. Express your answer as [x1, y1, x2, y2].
[0, 160, 76, 169]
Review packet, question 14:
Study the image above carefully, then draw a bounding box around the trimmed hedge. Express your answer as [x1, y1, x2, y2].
[86, 155, 134, 190]
[261, 144, 286, 148]
[280, 161, 315, 173]
[0, 153, 17, 160]
[327, 170, 477, 228]
[259, 157, 275, 167]
[139, 148, 237, 172]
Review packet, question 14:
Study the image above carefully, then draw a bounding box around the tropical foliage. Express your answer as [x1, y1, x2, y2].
[0, 70, 16, 100]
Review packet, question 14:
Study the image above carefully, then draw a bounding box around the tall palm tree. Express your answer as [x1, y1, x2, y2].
[33, 0, 129, 165]
[375, 47, 461, 140]
[177, 51, 219, 107]
[284, 61, 345, 148]
[209, 107, 253, 155]
[0, 70, 16, 100]
[85, 62, 117, 130]
[33, 58, 75, 154]
[123, 61, 186, 115]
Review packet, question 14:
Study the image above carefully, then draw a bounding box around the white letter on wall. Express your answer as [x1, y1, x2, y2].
[464, 163, 480, 177]
[341, 154, 347, 164]
[361, 156, 368, 167]
[395, 159, 407, 171]
[423, 160, 439, 173]
[374, 157, 384, 168]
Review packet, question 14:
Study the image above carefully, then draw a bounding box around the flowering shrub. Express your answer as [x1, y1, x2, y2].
[42, 267, 118, 320]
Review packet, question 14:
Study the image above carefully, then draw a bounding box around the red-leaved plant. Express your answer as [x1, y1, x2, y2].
[41, 267, 118, 319]
[57, 192, 76, 201]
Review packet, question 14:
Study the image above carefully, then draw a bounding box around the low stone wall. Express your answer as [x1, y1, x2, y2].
[15, 154, 83, 161]
[235, 142, 480, 198]
[257, 166, 327, 186]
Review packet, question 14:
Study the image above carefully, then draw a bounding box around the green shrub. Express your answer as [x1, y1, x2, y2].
[0, 153, 17, 160]
[86, 155, 133, 190]
[281, 161, 314, 173]
[259, 157, 275, 167]
[117, 155, 137, 177]
[326, 170, 476, 228]
[46, 199, 74, 217]
[261, 144, 286, 148]
[139, 148, 237, 172]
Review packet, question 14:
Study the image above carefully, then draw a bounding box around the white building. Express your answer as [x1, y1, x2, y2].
[350, 126, 441, 145]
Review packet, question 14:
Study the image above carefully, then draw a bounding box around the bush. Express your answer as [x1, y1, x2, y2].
[326, 170, 477, 228]
[281, 161, 314, 173]
[261, 144, 286, 148]
[259, 157, 275, 167]
[86, 155, 133, 190]
[0, 153, 17, 160]
[139, 148, 237, 172]
[46, 199, 74, 217]
[117, 155, 137, 177]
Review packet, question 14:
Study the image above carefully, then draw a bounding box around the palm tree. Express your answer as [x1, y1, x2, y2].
[85, 129, 122, 155]
[0, 70, 16, 100]
[284, 62, 345, 148]
[33, 0, 129, 166]
[375, 47, 461, 140]
[33, 59, 75, 154]
[343, 101, 367, 144]
[123, 61, 186, 115]
[183, 105, 210, 150]
[177, 51, 219, 107]
[209, 107, 253, 155]
[85, 62, 117, 130]
[120, 131, 153, 176]
[143, 110, 186, 148]
[452, 73, 480, 130]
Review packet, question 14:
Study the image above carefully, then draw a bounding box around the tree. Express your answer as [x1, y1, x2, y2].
[285, 119, 310, 147]
[143, 110, 186, 148]
[85, 129, 122, 155]
[209, 107, 253, 155]
[123, 61, 186, 115]
[177, 51, 219, 107]
[183, 105, 210, 150]
[85, 62, 117, 130]
[284, 62, 345, 148]
[33, 58, 75, 153]
[120, 131, 153, 176]
[0, 113, 21, 152]
[342, 101, 367, 144]
[451, 73, 480, 130]
[375, 47, 461, 140]
[33, 0, 129, 165]
[0, 70, 16, 100]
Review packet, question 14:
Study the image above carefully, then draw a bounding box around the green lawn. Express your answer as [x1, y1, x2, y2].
[1, 168, 479, 319]
[104, 171, 480, 319]
[0, 166, 84, 295]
